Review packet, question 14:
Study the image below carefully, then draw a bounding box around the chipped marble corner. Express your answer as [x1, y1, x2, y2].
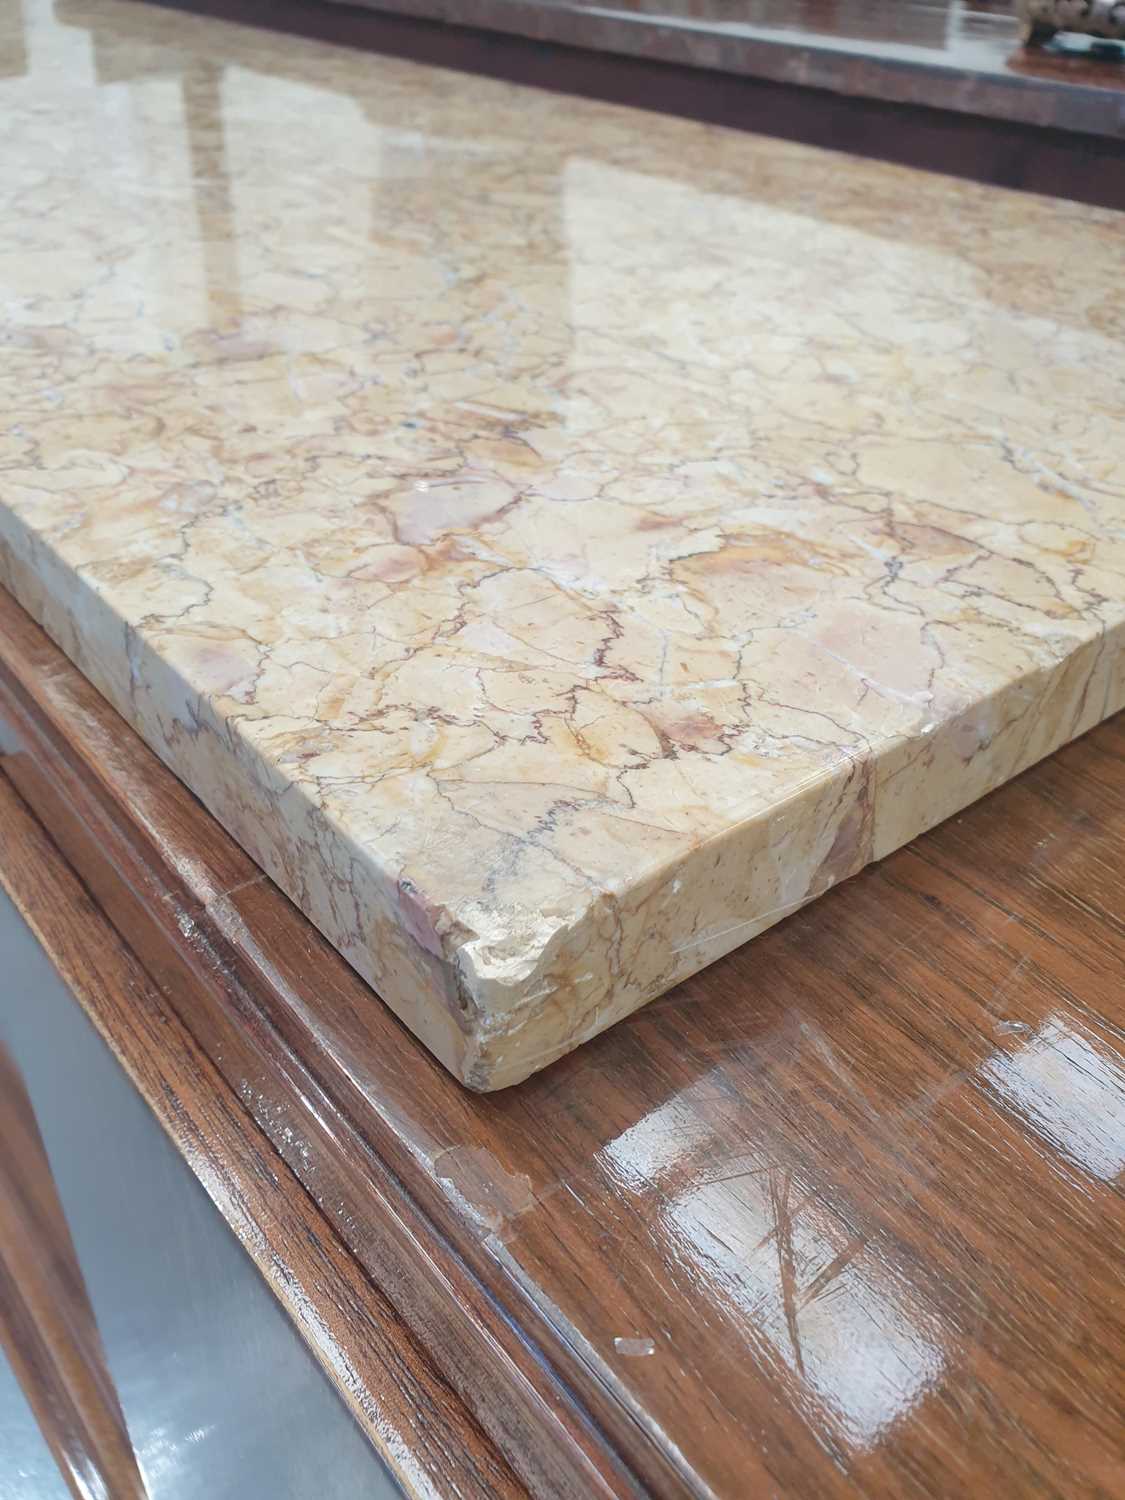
[416, 629, 1123, 1091]
[2, 511, 1122, 1091]
[0, 519, 872, 1089]
[445, 750, 876, 1089]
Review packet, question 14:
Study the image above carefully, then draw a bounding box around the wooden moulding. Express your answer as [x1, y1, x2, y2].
[0, 807, 523, 1499]
[0, 593, 643, 1497]
[2, 584, 1125, 1498]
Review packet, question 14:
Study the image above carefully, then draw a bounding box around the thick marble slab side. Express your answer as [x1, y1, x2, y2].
[1, 1, 1123, 1087]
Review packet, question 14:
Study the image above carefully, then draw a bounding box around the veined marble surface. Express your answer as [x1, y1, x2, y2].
[1, 0, 1123, 1088]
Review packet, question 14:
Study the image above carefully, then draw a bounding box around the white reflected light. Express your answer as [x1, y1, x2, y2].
[601, 1085, 945, 1451]
[981, 1015, 1125, 1182]
[666, 1177, 944, 1449]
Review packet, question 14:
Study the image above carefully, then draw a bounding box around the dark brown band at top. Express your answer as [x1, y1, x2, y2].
[71, 0, 1125, 211]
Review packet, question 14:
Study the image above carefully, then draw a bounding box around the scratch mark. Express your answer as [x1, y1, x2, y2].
[769, 1168, 805, 1377]
[799, 1233, 866, 1310]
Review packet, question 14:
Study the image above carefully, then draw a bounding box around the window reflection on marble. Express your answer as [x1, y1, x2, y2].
[601, 1086, 945, 1451]
[981, 1015, 1125, 1183]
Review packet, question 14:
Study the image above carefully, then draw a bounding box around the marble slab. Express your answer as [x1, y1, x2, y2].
[1, 0, 1123, 1088]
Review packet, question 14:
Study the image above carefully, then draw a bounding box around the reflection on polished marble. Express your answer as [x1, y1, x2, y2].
[0, 0, 1122, 1087]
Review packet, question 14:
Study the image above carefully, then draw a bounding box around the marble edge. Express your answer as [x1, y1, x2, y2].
[2, 509, 1123, 1090]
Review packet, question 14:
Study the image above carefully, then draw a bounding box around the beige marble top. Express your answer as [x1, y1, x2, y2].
[2, 0, 1123, 1087]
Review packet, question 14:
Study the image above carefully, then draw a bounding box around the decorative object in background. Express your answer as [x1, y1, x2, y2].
[1018, 0, 1125, 44]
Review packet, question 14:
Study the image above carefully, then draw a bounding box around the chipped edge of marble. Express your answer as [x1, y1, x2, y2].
[2, 524, 1122, 1091]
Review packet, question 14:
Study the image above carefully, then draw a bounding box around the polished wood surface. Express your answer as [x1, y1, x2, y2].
[89, 0, 1125, 212]
[0, 1043, 149, 1500]
[0, 676, 525, 1496]
[0, 614, 623, 1491]
[0, 782, 525, 1500]
[3, 589, 1124, 1496]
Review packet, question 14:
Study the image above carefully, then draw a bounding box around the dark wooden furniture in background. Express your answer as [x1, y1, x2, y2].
[332, 0, 1125, 137]
[123, 0, 1125, 211]
[3, 574, 1124, 1498]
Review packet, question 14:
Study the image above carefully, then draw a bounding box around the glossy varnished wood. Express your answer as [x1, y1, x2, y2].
[2, 587, 1124, 1497]
[0, 605, 634, 1498]
[0, 1043, 149, 1500]
[0, 789, 523, 1491]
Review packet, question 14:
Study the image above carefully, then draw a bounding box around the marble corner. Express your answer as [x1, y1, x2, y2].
[1, 0, 1123, 1087]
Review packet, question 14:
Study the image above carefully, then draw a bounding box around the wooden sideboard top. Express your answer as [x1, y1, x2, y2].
[3, 586, 1123, 1497]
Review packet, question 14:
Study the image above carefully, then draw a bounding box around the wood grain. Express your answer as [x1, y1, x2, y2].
[2, 585, 1124, 1498]
[0, 1042, 149, 1500]
[0, 590, 641, 1500]
[0, 787, 524, 1498]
